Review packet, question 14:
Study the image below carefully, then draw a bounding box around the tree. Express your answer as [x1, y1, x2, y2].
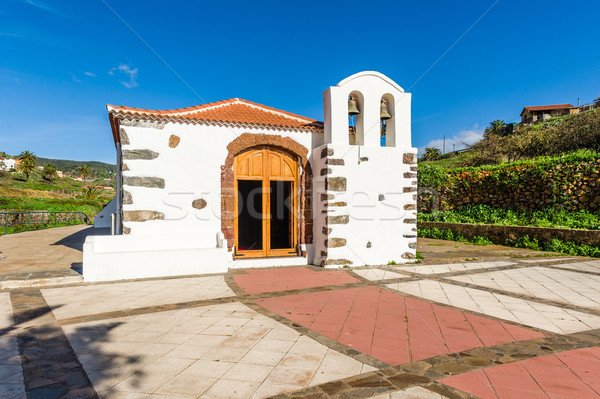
[80, 165, 90, 184]
[484, 120, 506, 137]
[594, 96, 600, 109]
[84, 185, 99, 199]
[422, 147, 442, 161]
[42, 163, 57, 182]
[17, 151, 36, 181]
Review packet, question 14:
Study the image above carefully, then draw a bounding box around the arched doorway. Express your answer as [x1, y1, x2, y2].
[234, 147, 299, 258]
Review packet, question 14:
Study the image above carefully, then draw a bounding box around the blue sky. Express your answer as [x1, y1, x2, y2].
[1, 0, 599, 163]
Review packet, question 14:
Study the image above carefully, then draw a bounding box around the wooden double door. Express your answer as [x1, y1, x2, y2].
[234, 147, 299, 258]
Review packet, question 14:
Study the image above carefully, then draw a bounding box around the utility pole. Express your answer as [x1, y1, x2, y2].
[453, 143, 455, 153]
[443, 134, 446, 154]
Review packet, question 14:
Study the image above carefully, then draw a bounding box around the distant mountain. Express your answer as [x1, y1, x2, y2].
[0, 151, 116, 178]
[37, 157, 117, 178]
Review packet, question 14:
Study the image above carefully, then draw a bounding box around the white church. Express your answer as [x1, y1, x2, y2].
[84, 71, 418, 281]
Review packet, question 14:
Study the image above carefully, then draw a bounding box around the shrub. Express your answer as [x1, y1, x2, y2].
[419, 205, 600, 230]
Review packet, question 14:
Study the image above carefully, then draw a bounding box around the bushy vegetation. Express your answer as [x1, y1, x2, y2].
[419, 205, 600, 230]
[417, 227, 494, 245]
[466, 109, 600, 166]
[508, 236, 600, 258]
[418, 227, 600, 257]
[0, 167, 113, 215]
[419, 150, 600, 191]
[0, 197, 106, 215]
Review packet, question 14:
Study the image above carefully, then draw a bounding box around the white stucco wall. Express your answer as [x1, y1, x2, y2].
[313, 145, 417, 267]
[120, 122, 316, 240]
[84, 120, 321, 281]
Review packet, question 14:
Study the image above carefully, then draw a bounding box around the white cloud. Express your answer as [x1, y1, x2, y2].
[83, 71, 96, 77]
[69, 72, 82, 83]
[418, 124, 484, 155]
[109, 64, 138, 88]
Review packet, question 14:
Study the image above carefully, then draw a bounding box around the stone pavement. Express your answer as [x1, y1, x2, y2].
[0, 225, 109, 288]
[1, 255, 600, 398]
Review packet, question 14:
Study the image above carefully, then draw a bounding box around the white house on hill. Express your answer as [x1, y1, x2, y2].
[83, 71, 418, 281]
[0, 159, 17, 171]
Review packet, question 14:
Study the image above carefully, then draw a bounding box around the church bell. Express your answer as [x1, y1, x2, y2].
[348, 97, 360, 115]
[380, 100, 392, 120]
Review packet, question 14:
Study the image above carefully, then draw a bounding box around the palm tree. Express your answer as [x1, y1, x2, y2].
[17, 151, 37, 181]
[484, 120, 506, 136]
[80, 165, 90, 184]
[84, 185, 99, 199]
[422, 147, 442, 161]
[42, 163, 57, 182]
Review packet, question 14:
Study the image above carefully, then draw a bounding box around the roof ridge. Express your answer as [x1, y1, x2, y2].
[107, 98, 316, 123]
[523, 103, 574, 108]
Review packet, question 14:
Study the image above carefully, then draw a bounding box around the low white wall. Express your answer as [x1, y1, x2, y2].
[83, 232, 232, 282]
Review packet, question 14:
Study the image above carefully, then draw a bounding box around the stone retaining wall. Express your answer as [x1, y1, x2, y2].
[418, 221, 600, 247]
[420, 158, 600, 212]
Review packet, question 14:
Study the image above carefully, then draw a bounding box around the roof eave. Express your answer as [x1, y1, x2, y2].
[108, 110, 324, 134]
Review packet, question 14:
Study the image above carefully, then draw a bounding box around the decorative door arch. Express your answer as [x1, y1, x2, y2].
[234, 147, 299, 258]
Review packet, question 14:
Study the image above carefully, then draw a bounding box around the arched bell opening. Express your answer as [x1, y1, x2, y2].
[348, 91, 364, 145]
[380, 93, 395, 147]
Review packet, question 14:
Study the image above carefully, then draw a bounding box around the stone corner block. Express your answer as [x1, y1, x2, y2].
[122, 149, 159, 160]
[326, 177, 347, 192]
[123, 176, 165, 189]
[123, 210, 165, 223]
[403, 153, 417, 164]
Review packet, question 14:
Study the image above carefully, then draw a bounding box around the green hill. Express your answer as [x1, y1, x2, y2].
[421, 107, 600, 170]
[0, 151, 116, 179]
[36, 157, 116, 178]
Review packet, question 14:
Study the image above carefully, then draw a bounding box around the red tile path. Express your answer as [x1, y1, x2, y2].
[234, 267, 359, 294]
[439, 347, 600, 398]
[255, 286, 545, 365]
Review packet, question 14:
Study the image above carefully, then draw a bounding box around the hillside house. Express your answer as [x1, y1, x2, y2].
[84, 71, 417, 282]
[0, 159, 17, 171]
[520, 104, 577, 124]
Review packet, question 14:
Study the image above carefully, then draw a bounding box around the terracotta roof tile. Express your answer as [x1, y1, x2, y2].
[107, 98, 323, 131]
[523, 104, 574, 112]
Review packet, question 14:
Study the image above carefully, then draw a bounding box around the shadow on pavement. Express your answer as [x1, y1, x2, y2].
[5, 294, 143, 398]
[52, 227, 110, 252]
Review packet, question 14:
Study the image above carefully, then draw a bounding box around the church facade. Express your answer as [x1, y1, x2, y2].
[83, 71, 418, 281]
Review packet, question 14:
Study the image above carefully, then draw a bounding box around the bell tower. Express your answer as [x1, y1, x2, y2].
[313, 71, 418, 267]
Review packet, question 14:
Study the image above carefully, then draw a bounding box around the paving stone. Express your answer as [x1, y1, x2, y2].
[352, 269, 406, 281]
[234, 267, 359, 294]
[64, 302, 374, 398]
[448, 266, 600, 310]
[256, 286, 544, 366]
[439, 347, 600, 399]
[387, 279, 600, 334]
[9, 232, 600, 399]
[42, 275, 234, 320]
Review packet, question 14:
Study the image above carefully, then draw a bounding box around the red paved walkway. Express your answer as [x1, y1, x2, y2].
[439, 347, 600, 398]
[234, 267, 359, 294]
[255, 286, 544, 365]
